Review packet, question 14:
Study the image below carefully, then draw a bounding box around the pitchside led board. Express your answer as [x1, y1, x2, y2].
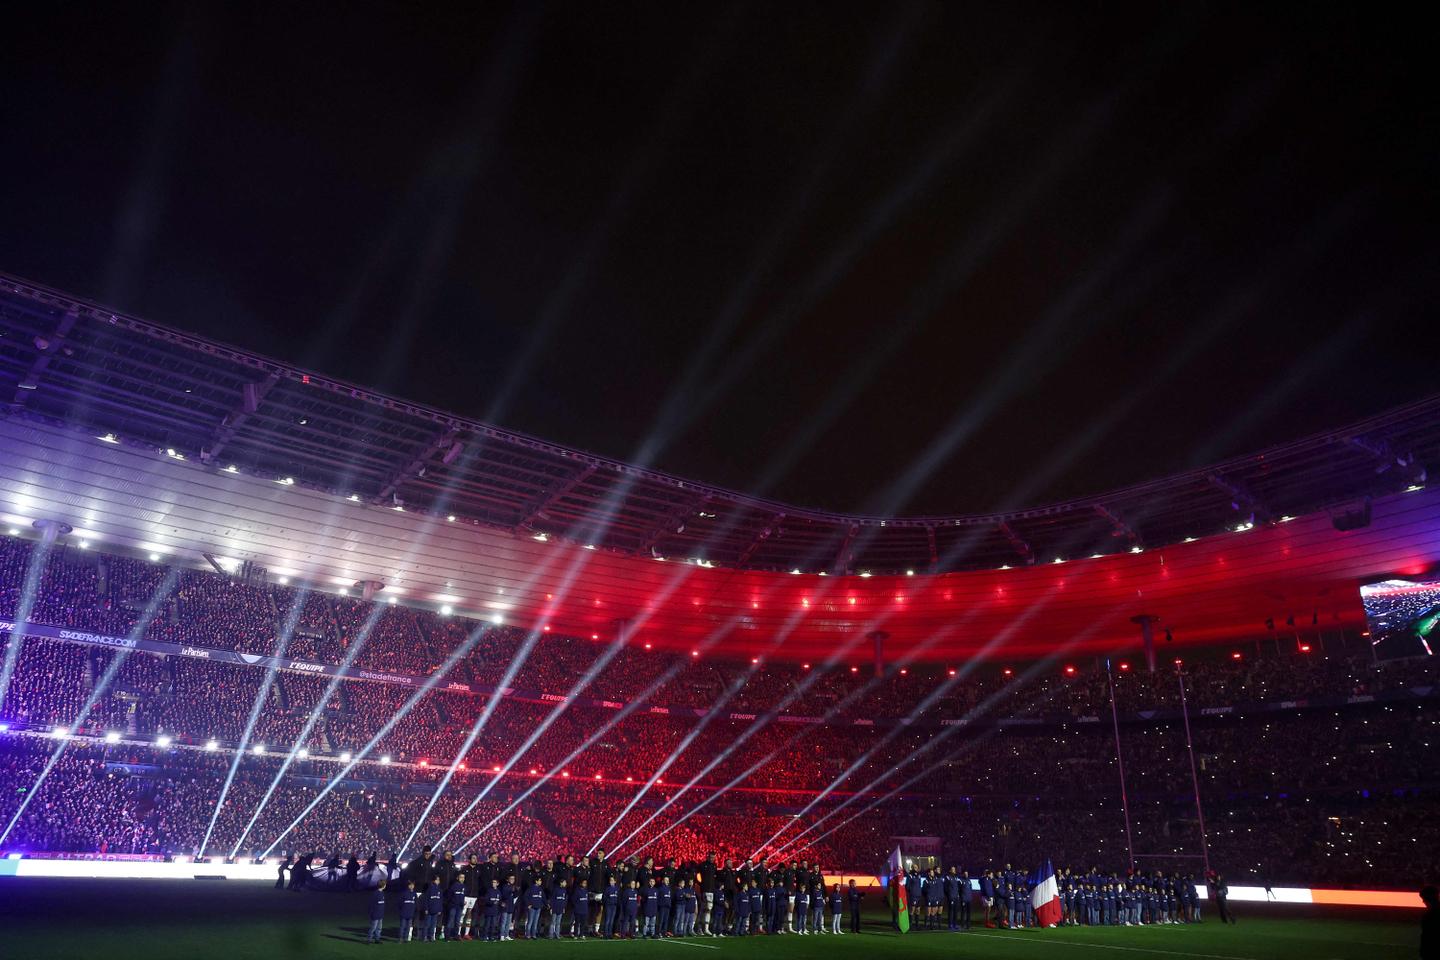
[1359, 576, 1440, 661]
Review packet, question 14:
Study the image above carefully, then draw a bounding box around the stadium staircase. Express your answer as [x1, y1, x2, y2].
[531, 800, 564, 839]
[432, 696, 452, 724]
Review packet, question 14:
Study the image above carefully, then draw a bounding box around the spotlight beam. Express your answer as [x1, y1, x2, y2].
[639, 577, 1097, 858]
[583, 562, 891, 859]
[308, 1, 540, 377]
[786, 669, 1096, 861]
[439, 609, 758, 853]
[436, 628, 633, 852]
[680, 62, 1030, 443]
[607, 629, 877, 858]
[396, 626, 548, 859]
[852, 182, 1168, 538]
[613, 623, 962, 858]
[258, 620, 492, 858]
[485, 8, 741, 425]
[772, 624, 1125, 860]
[619, 559, 1045, 857]
[228, 602, 386, 858]
[754, 593, 1071, 856]
[0, 570, 178, 846]
[234, 429, 593, 860]
[585, 657, 758, 857]
[435, 492, 842, 853]
[636, 7, 921, 463]
[635, 628, 958, 857]
[197, 586, 312, 858]
[0, 537, 57, 715]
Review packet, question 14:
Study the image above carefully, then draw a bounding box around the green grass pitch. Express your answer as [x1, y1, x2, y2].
[0, 879, 1421, 960]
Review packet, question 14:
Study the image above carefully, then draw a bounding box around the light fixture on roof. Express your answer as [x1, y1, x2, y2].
[532, 533, 549, 542]
[1234, 521, 1254, 532]
[1183, 537, 1196, 543]
[387, 595, 398, 604]
[1407, 484, 1425, 493]
[790, 568, 801, 575]
[490, 613, 504, 625]
[584, 544, 596, 550]
[440, 605, 453, 616]
[447, 515, 456, 522]
[906, 569, 915, 576]
[278, 477, 295, 486]
[858, 571, 872, 578]
[98, 432, 119, 443]
[6, 528, 17, 537]
[1053, 557, 1065, 564]
[347, 493, 361, 502]
[78, 540, 89, 549]
[165, 448, 185, 461]
[148, 552, 161, 562]
[224, 464, 239, 474]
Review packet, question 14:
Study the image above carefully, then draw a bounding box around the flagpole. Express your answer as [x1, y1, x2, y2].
[1176, 667, 1211, 874]
[1106, 659, 1136, 873]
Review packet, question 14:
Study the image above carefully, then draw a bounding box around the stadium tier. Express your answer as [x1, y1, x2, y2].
[2, 535, 1438, 888]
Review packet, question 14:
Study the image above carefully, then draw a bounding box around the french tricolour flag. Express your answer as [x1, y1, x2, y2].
[1030, 859, 1062, 928]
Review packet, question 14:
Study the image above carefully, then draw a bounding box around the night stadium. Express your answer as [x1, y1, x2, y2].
[2, 5, 1438, 960]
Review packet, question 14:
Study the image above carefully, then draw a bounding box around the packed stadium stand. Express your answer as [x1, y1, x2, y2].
[3, 535, 1438, 887]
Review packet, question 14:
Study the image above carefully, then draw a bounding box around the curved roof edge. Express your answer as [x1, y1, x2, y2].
[1, 271, 1435, 574]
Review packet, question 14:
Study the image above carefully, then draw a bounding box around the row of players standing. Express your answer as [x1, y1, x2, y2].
[897, 864, 1226, 931]
[364, 847, 865, 942]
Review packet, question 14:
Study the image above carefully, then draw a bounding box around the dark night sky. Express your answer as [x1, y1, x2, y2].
[1, 3, 1436, 517]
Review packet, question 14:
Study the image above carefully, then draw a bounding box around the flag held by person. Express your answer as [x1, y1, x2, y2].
[887, 845, 909, 933]
[1030, 859, 1061, 928]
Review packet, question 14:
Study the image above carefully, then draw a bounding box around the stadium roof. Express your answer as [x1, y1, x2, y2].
[2, 272, 1436, 576]
[2, 272, 1439, 661]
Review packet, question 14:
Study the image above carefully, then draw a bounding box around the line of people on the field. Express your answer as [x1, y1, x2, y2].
[896, 862, 1207, 932]
[362, 847, 865, 943]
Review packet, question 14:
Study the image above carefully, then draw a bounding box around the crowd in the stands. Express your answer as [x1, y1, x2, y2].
[2, 535, 1437, 887]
